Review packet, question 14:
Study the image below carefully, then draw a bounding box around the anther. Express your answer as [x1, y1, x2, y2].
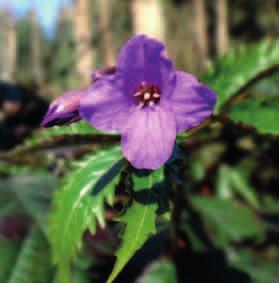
[134, 92, 142, 97]
[134, 83, 161, 109]
[144, 92, 151, 100]
[138, 101, 145, 109]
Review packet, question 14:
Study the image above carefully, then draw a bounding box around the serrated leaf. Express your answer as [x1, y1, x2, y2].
[136, 259, 177, 283]
[191, 197, 265, 246]
[49, 147, 124, 283]
[8, 226, 53, 283]
[10, 120, 119, 154]
[107, 174, 158, 283]
[202, 40, 279, 112]
[228, 95, 279, 135]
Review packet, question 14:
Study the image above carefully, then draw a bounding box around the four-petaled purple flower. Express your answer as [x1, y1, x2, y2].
[41, 35, 216, 169]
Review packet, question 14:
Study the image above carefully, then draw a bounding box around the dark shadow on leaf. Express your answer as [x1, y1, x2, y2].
[91, 159, 125, 196]
[175, 249, 253, 283]
[134, 183, 170, 214]
[112, 230, 253, 283]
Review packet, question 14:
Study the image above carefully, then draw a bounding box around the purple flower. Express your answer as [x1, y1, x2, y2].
[91, 66, 116, 83]
[40, 91, 82, 127]
[40, 67, 116, 128]
[80, 35, 216, 169]
[41, 35, 216, 169]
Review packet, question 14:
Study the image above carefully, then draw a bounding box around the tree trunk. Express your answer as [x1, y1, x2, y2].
[216, 0, 229, 56]
[99, 0, 114, 66]
[192, 0, 209, 72]
[7, 13, 17, 82]
[131, 0, 165, 41]
[73, 0, 94, 87]
[30, 10, 43, 86]
[0, 11, 16, 81]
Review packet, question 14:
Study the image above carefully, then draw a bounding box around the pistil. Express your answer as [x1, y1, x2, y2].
[134, 82, 161, 108]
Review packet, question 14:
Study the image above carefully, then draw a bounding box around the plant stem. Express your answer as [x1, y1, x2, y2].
[170, 183, 184, 254]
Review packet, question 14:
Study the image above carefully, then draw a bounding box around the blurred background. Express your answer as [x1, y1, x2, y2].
[0, 1, 278, 283]
[0, 0, 277, 150]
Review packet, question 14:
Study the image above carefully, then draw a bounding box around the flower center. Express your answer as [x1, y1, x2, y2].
[134, 82, 161, 108]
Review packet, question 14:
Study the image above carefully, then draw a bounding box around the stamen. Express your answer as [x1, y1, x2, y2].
[134, 83, 161, 108]
[134, 92, 142, 97]
[138, 101, 145, 109]
[144, 92, 151, 100]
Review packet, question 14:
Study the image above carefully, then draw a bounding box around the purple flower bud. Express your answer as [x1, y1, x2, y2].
[40, 90, 83, 127]
[91, 66, 116, 83]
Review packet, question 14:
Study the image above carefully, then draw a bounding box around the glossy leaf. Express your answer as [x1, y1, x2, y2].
[107, 173, 160, 283]
[49, 147, 124, 283]
[136, 259, 178, 283]
[202, 40, 279, 112]
[191, 197, 265, 246]
[228, 95, 279, 135]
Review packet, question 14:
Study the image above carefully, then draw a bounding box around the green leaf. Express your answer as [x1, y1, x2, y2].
[228, 95, 279, 135]
[191, 197, 265, 246]
[0, 175, 58, 234]
[11, 120, 119, 154]
[251, 71, 279, 96]
[202, 40, 279, 112]
[133, 169, 164, 192]
[107, 174, 158, 283]
[72, 254, 93, 283]
[41, 120, 97, 135]
[8, 226, 53, 283]
[0, 162, 44, 175]
[49, 147, 124, 283]
[0, 178, 20, 217]
[0, 236, 19, 282]
[136, 259, 178, 283]
[216, 165, 260, 208]
[229, 250, 279, 283]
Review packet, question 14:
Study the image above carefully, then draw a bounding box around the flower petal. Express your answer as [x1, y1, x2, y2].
[91, 66, 116, 83]
[80, 76, 134, 132]
[116, 35, 176, 98]
[170, 71, 216, 132]
[121, 106, 177, 169]
[40, 90, 82, 127]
